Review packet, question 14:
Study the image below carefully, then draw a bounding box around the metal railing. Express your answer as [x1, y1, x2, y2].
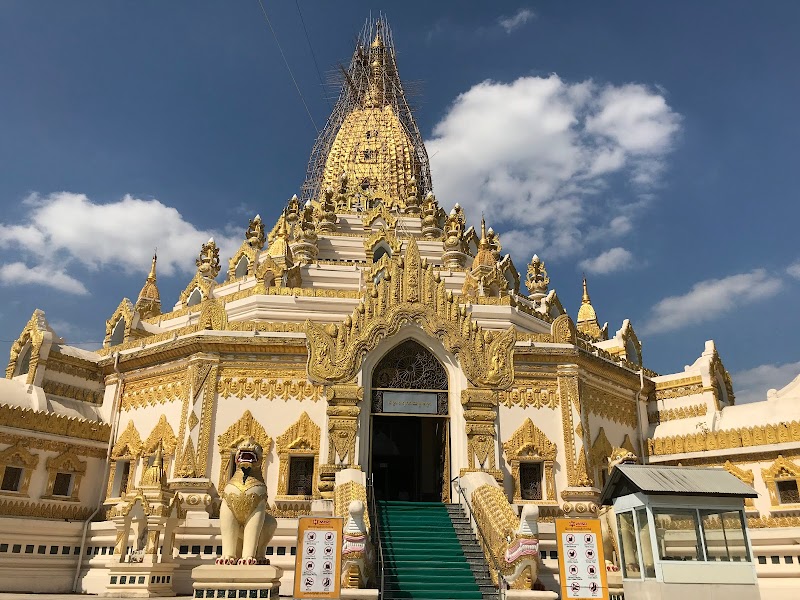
[452, 476, 506, 599]
[366, 474, 385, 599]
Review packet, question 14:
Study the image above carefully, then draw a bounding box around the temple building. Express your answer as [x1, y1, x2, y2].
[1, 18, 799, 600]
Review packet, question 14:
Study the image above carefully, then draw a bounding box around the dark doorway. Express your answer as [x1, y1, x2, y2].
[371, 415, 447, 502]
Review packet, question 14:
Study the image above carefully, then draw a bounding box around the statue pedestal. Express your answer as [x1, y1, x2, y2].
[191, 564, 283, 599]
[506, 591, 559, 600]
[106, 560, 176, 597]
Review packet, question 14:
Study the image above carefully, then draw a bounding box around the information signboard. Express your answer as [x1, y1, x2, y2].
[555, 518, 608, 600]
[294, 516, 344, 599]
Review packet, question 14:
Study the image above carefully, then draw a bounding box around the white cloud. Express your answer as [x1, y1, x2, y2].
[0, 192, 242, 294]
[427, 75, 681, 262]
[498, 8, 536, 34]
[787, 261, 800, 279]
[641, 269, 783, 335]
[580, 247, 634, 274]
[0, 262, 89, 295]
[733, 360, 800, 404]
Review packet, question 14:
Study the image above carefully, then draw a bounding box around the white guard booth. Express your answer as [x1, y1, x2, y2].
[599, 464, 760, 600]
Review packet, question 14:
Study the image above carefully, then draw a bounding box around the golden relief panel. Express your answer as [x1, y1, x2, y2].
[0, 404, 110, 442]
[217, 376, 323, 402]
[0, 432, 105, 458]
[499, 380, 559, 409]
[42, 379, 103, 405]
[654, 377, 704, 401]
[581, 384, 638, 428]
[502, 418, 557, 503]
[45, 354, 103, 383]
[276, 412, 321, 499]
[648, 403, 707, 424]
[0, 498, 93, 520]
[648, 420, 800, 456]
[306, 239, 515, 389]
[121, 373, 185, 411]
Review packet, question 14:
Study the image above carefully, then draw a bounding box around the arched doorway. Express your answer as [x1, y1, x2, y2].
[369, 339, 449, 502]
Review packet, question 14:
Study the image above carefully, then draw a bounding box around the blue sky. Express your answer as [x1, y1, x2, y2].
[1, 2, 798, 403]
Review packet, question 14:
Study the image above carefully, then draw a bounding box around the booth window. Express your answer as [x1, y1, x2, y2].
[635, 507, 656, 577]
[617, 511, 641, 579]
[653, 508, 703, 561]
[700, 510, 750, 562]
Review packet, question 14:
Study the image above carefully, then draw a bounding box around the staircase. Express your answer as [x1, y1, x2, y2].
[378, 501, 498, 600]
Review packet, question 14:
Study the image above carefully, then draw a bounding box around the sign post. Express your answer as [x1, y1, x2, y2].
[294, 516, 344, 599]
[556, 518, 608, 600]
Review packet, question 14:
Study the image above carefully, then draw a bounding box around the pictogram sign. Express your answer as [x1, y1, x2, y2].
[556, 518, 608, 600]
[294, 516, 344, 599]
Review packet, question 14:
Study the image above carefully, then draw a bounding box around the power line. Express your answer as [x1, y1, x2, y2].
[256, 0, 318, 133]
[294, 0, 331, 111]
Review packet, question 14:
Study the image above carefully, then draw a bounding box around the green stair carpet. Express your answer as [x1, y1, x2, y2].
[378, 501, 483, 600]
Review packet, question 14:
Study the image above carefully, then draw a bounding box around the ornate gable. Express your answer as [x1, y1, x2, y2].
[46, 449, 87, 474]
[306, 238, 515, 388]
[112, 421, 143, 459]
[503, 418, 557, 461]
[143, 415, 178, 456]
[104, 298, 136, 348]
[6, 309, 51, 382]
[277, 412, 320, 454]
[0, 443, 39, 469]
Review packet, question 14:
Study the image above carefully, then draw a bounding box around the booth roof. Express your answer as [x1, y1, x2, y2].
[599, 464, 758, 506]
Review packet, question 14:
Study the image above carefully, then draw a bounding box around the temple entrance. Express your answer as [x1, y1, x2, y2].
[371, 415, 447, 502]
[369, 340, 450, 502]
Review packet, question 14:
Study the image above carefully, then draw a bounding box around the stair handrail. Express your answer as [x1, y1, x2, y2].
[366, 474, 385, 600]
[452, 476, 506, 597]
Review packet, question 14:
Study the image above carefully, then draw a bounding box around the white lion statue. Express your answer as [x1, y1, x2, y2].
[216, 437, 277, 565]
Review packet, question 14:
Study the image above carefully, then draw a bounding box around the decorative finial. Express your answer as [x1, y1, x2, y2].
[525, 254, 549, 300]
[577, 275, 602, 338]
[196, 238, 221, 278]
[148, 252, 157, 281]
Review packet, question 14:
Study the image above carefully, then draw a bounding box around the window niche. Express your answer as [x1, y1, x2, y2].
[106, 421, 142, 500]
[276, 412, 320, 500]
[502, 418, 557, 504]
[763, 455, 800, 507]
[0, 443, 39, 496]
[43, 451, 86, 501]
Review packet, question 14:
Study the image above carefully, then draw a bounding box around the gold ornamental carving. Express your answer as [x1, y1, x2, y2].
[121, 371, 185, 411]
[499, 380, 559, 409]
[217, 376, 323, 402]
[558, 375, 579, 486]
[0, 498, 93, 520]
[648, 403, 707, 424]
[305, 239, 515, 389]
[648, 420, 800, 456]
[42, 379, 103, 405]
[724, 460, 755, 507]
[104, 298, 135, 348]
[0, 398, 111, 442]
[111, 421, 143, 459]
[0, 432, 105, 458]
[462, 389, 501, 480]
[142, 415, 178, 457]
[654, 376, 704, 400]
[581, 384, 638, 428]
[216, 410, 273, 492]
[551, 314, 577, 345]
[195, 364, 220, 476]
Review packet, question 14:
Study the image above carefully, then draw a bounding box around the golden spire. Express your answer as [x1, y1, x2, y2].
[471, 217, 496, 271]
[577, 276, 601, 338]
[135, 252, 161, 319]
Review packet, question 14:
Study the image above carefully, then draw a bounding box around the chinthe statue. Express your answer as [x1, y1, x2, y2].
[216, 437, 277, 565]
